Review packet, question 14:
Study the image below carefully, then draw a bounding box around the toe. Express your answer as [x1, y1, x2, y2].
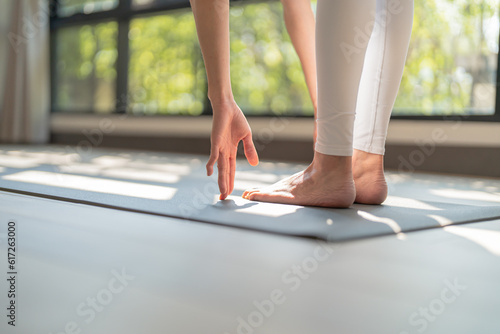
[246, 191, 262, 201]
[243, 189, 261, 199]
[242, 188, 258, 198]
[246, 190, 276, 202]
[242, 190, 251, 198]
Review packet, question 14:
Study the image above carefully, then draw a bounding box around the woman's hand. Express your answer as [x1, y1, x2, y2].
[207, 100, 259, 200]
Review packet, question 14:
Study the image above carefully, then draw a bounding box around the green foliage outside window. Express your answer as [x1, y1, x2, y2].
[55, 21, 118, 113]
[395, 0, 498, 115]
[128, 12, 206, 115]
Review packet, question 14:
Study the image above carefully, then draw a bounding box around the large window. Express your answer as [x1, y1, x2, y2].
[393, 0, 500, 119]
[50, 0, 500, 120]
[54, 21, 118, 113]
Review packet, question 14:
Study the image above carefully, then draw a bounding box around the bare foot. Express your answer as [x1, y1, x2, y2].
[352, 149, 387, 205]
[242, 152, 355, 208]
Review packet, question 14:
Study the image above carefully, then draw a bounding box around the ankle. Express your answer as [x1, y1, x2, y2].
[312, 151, 352, 175]
[353, 150, 384, 175]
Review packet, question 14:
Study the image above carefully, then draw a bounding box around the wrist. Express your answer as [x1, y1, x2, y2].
[209, 98, 242, 118]
[208, 90, 234, 105]
[209, 96, 238, 115]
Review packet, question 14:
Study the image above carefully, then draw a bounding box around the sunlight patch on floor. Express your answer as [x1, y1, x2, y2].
[427, 214, 453, 226]
[91, 156, 131, 167]
[235, 171, 282, 183]
[445, 225, 500, 257]
[430, 189, 500, 203]
[384, 196, 443, 211]
[230, 196, 301, 217]
[357, 211, 402, 234]
[0, 154, 43, 168]
[2, 171, 177, 200]
[58, 165, 181, 184]
[233, 180, 271, 191]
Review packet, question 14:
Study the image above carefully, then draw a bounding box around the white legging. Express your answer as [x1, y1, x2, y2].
[315, 0, 414, 156]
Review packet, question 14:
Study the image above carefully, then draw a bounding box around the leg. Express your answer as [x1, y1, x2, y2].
[243, 0, 376, 208]
[353, 0, 414, 204]
[281, 0, 318, 141]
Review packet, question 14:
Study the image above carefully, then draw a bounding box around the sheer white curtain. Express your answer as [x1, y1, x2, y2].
[0, 0, 50, 144]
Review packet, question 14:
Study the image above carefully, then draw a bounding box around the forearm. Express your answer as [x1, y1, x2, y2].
[281, 0, 317, 110]
[190, 0, 233, 105]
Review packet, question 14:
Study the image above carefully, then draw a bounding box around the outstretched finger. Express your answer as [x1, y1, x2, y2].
[217, 155, 229, 200]
[242, 134, 259, 166]
[206, 147, 219, 176]
[229, 153, 236, 195]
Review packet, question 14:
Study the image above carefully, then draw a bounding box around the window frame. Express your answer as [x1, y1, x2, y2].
[49, 0, 500, 122]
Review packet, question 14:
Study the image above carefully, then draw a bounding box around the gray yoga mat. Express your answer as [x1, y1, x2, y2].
[1, 145, 500, 241]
